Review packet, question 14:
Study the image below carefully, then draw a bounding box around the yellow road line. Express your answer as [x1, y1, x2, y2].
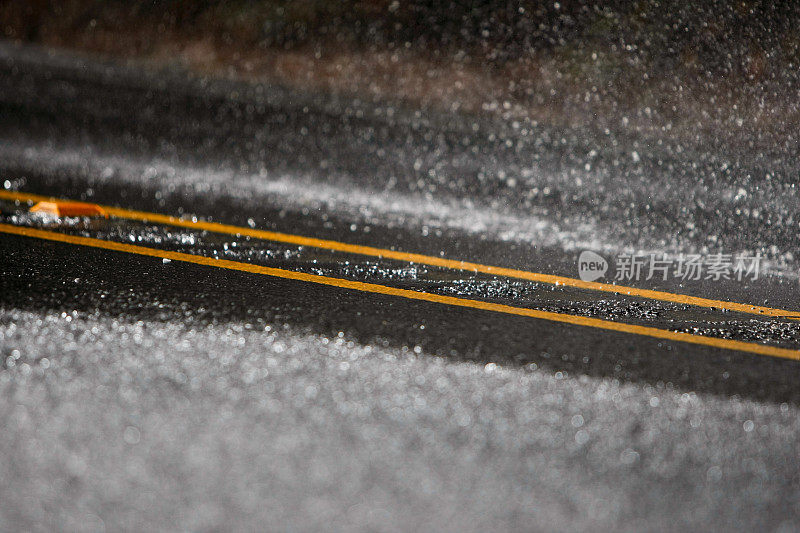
[2, 189, 799, 320]
[1, 222, 799, 362]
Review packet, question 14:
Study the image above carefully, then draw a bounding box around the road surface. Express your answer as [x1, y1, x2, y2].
[1, 42, 799, 531]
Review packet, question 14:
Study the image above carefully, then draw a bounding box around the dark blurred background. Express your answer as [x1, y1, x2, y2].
[4, 1, 798, 75]
[2, 1, 799, 145]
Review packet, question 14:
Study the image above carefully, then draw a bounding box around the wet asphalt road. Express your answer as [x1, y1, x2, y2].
[1, 42, 800, 531]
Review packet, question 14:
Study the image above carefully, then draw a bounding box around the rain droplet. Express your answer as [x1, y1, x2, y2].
[123, 426, 141, 445]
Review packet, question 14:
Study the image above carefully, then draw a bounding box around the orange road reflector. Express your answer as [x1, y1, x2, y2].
[29, 201, 108, 218]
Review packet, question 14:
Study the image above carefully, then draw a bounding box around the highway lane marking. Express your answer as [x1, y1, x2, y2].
[1, 222, 799, 362]
[2, 189, 799, 321]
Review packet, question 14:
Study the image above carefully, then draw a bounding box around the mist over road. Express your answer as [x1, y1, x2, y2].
[1, 42, 799, 531]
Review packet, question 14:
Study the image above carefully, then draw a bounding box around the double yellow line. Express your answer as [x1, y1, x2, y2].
[1, 190, 799, 361]
[2, 190, 796, 319]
